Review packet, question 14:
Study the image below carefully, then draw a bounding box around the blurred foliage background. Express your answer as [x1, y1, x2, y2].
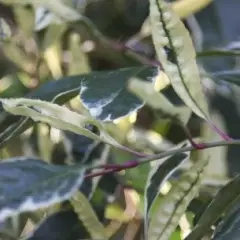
[0, 0, 240, 239]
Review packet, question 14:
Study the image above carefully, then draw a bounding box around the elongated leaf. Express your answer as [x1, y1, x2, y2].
[144, 142, 190, 230]
[212, 199, 240, 240]
[148, 157, 209, 240]
[70, 192, 108, 239]
[0, 98, 121, 148]
[80, 66, 156, 121]
[27, 209, 89, 240]
[149, 0, 209, 119]
[0, 157, 85, 222]
[185, 174, 240, 240]
[128, 78, 191, 124]
[0, 67, 155, 148]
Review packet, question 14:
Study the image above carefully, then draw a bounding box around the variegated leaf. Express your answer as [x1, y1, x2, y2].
[0, 98, 122, 148]
[147, 156, 209, 240]
[0, 157, 85, 223]
[149, 0, 209, 120]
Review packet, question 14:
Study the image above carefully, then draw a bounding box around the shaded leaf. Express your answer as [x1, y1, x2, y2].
[80, 66, 157, 121]
[144, 142, 190, 233]
[0, 98, 122, 148]
[70, 191, 108, 239]
[185, 174, 240, 240]
[148, 157, 209, 240]
[210, 70, 240, 86]
[212, 199, 240, 240]
[63, 129, 111, 199]
[149, 0, 209, 120]
[27, 209, 89, 240]
[0, 157, 85, 222]
[128, 78, 191, 124]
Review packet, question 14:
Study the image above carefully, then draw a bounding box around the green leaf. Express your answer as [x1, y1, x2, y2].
[128, 78, 191, 124]
[144, 142, 190, 234]
[0, 157, 85, 222]
[185, 174, 240, 240]
[148, 157, 209, 240]
[80, 66, 157, 121]
[149, 0, 209, 120]
[0, 98, 122, 148]
[70, 191, 108, 239]
[212, 200, 240, 240]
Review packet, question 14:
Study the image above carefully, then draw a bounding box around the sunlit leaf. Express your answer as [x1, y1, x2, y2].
[0, 98, 122, 148]
[0, 157, 85, 223]
[80, 66, 157, 121]
[148, 157, 209, 240]
[149, 0, 209, 120]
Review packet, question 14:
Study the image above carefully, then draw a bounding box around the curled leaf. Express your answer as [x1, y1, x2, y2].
[0, 98, 122, 148]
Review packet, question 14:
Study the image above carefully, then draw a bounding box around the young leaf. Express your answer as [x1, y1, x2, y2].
[80, 66, 157, 121]
[186, 174, 240, 240]
[0, 157, 85, 223]
[148, 157, 209, 240]
[149, 0, 210, 120]
[144, 142, 190, 234]
[0, 98, 121, 148]
[70, 191, 108, 239]
[128, 78, 191, 124]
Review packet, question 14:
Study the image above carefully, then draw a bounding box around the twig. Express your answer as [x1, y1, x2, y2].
[85, 138, 240, 179]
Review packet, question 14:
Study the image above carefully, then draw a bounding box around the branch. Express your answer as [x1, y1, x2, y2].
[85, 138, 240, 179]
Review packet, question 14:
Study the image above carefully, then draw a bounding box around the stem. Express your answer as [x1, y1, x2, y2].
[86, 138, 240, 178]
[181, 124, 206, 149]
